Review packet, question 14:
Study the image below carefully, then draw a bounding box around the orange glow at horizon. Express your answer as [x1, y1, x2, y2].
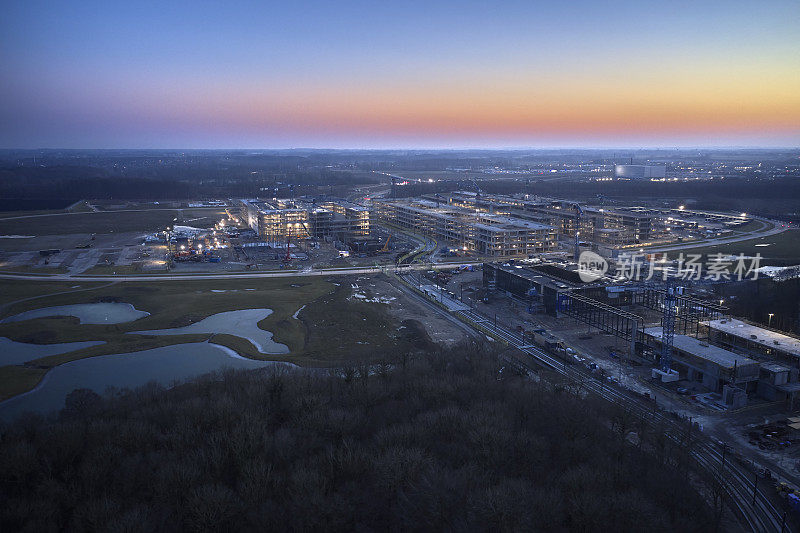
[123, 62, 800, 143]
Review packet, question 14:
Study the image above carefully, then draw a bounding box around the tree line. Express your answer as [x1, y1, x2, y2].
[0, 345, 717, 531]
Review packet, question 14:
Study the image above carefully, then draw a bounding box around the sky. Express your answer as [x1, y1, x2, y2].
[1, 0, 799, 149]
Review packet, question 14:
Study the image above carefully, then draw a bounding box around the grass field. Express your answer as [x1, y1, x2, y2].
[0, 209, 67, 219]
[0, 279, 107, 307]
[0, 207, 226, 235]
[729, 219, 771, 233]
[66, 201, 96, 213]
[670, 229, 800, 266]
[0, 274, 422, 400]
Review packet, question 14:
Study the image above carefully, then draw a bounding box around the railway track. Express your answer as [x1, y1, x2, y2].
[400, 272, 791, 531]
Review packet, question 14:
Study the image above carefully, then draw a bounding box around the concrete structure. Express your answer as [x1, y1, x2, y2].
[702, 318, 800, 366]
[614, 164, 667, 179]
[756, 363, 800, 401]
[483, 262, 584, 315]
[240, 199, 370, 244]
[375, 199, 556, 257]
[440, 192, 652, 246]
[643, 327, 760, 392]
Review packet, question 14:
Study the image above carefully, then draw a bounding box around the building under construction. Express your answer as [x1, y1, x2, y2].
[702, 318, 800, 366]
[441, 191, 654, 247]
[482, 259, 800, 399]
[374, 198, 556, 257]
[240, 198, 370, 245]
[432, 191, 751, 252]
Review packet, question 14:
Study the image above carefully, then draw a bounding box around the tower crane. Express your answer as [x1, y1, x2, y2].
[659, 282, 682, 373]
[470, 179, 482, 199]
[572, 203, 583, 262]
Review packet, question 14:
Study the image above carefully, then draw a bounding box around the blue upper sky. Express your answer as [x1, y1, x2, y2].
[2, 0, 798, 148]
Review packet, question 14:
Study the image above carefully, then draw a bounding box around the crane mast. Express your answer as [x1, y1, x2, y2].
[659, 283, 682, 373]
[572, 203, 583, 262]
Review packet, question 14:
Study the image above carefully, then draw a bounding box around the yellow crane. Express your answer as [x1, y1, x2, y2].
[379, 234, 391, 253]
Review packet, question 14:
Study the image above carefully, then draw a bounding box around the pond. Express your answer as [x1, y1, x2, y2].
[0, 337, 105, 365]
[131, 308, 289, 354]
[0, 342, 284, 420]
[2, 302, 150, 324]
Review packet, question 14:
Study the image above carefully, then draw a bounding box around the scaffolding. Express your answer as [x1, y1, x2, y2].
[557, 291, 644, 357]
[633, 287, 727, 336]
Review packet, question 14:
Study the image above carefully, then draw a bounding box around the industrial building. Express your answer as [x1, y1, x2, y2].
[482, 259, 800, 405]
[483, 262, 582, 315]
[240, 199, 370, 244]
[374, 198, 556, 257]
[614, 164, 667, 179]
[702, 318, 800, 366]
[642, 327, 760, 392]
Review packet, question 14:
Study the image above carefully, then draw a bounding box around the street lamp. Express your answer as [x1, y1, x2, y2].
[768, 313, 774, 328]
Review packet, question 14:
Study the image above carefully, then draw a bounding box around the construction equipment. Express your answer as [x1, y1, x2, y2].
[572, 203, 583, 262]
[282, 236, 292, 264]
[659, 283, 682, 373]
[379, 234, 391, 253]
[471, 179, 482, 199]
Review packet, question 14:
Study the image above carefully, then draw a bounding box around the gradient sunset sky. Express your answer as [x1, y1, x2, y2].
[2, 0, 799, 148]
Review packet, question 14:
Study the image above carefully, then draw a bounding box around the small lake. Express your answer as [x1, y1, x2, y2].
[2, 303, 150, 324]
[131, 308, 289, 354]
[0, 337, 105, 365]
[0, 343, 284, 420]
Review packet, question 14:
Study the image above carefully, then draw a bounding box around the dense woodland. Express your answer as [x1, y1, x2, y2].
[0, 346, 718, 531]
[0, 165, 376, 211]
[1, 149, 798, 218]
[716, 277, 800, 334]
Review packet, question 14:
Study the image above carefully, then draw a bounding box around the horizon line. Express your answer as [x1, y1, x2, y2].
[2, 145, 799, 152]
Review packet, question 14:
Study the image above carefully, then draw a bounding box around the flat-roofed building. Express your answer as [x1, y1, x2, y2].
[374, 199, 556, 257]
[643, 327, 760, 392]
[441, 192, 652, 246]
[701, 318, 800, 366]
[240, 199, 370, 243]
[614, 164, 667, 179]
[319, 201, 371, 238]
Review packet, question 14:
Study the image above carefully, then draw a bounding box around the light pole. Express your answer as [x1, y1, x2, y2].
[768, 313, 775, 328]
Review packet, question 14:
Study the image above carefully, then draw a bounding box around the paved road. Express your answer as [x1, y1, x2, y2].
[645, 217, 787, 253]
[0, 263, 479, 283]
[0, 206, 227, 222]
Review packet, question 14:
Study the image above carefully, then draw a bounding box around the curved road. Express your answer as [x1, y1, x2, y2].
[645, 216, 788, 253]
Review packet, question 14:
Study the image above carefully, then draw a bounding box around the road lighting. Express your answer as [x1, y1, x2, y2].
[768, 313, 774, 328]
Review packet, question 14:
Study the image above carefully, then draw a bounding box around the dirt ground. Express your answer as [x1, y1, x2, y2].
[365, 275, 470, 347]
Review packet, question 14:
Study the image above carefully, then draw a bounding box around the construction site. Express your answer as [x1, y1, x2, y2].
[472, 258, 800, 409]
[382, 187, 756, 256]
